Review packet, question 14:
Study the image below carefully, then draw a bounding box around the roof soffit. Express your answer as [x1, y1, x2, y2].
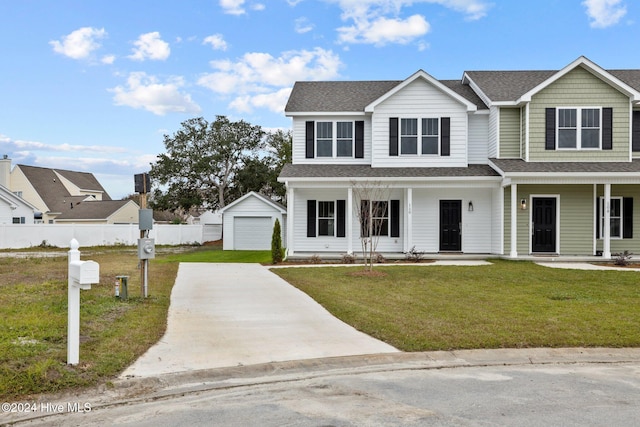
[365, 69, 478, 113]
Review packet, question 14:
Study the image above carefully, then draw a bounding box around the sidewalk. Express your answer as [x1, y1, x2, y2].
[120, 263, 399, 378]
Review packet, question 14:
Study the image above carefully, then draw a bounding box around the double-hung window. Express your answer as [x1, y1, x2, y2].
[599, 197, 622, 239]
[360, 200, 389, 237]
[316, 122, 333, 157]
[318, 201, 335, 236]
[400, 118, 439, 155]
[316, 121, 353, 157]
[558, 107, 601, 149]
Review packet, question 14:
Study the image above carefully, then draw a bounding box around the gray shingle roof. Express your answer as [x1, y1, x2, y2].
[279, 163, 500, 179]
[17, 164, 112, 215]
[285, 80, 401, 112]
[55, 200, 133, 220]
[490, 158, 640, 174]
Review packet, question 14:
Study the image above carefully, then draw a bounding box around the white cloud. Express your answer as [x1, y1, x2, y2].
[220, 0, 246, 15]
[101, 55, 116, 64]
[0, 133, 126, 154]
[327, 0, 490, 46]
[110, 72, 202, 116]
[197, 47, 341, 113]
[203, 34, 228, 51]
[294, 17, 315, 33]
[128, 32, 170, 61]
[49, 27, 107, 59]
[338, 14, 430, 45]
[583, 0, 627, 28]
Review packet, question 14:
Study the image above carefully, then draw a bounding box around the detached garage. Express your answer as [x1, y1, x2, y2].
[220, 191, 286, 250]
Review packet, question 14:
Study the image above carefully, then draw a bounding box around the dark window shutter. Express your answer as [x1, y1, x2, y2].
[545, 108, 556, 150]
[355, 121, 364, 158]
[390, 199, 400, 238]
[596, 198, 601, 239]
[624, 197, 633, 239]
[336, 200, 346, 238]
[305, 121, 315, 158]
[632, 111, 640, 152]
[441, 117, 450, 156]
[389, 118, 398, 156]
[602, 107, 613, 150]
[307, 200, 316, 237]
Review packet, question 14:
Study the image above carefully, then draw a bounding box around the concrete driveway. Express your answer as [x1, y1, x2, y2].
[121, 263, 398, 378]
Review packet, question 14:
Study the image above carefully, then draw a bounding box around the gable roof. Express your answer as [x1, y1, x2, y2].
[464, 56, 640, 105]
[365, 70, 478, 113]
[285, 75, 488, 114]
[220, 191, 286, 214]
[17, 164, 111, 214]
[55, 200, 136, 220]
[0, 184, 37, 211]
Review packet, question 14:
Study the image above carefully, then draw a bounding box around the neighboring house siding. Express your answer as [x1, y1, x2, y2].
[468, 114, 489, 164]
[488, 106, 499, 158]
[499, 108, 521, 158]
[371, 79, 468, 168]
[10, 168, 49, 220]
[292, 115, 371, 165]
[529, 66, 630, 162]
[521, 106, 527, 160]
[109, 203, 138, 224]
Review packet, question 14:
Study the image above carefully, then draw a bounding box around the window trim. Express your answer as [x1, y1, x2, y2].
[599, 196, 623, 239]
[398, 117, 440, 156]
[556, 107, 602, 150]
[315, 121, 355, 158]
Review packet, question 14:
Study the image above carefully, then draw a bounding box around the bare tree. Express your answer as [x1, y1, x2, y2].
[351, 181, 391, 271]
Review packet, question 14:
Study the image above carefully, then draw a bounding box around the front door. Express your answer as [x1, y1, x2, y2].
[440, 200, 462, 251]
[532, 197, 557, 253]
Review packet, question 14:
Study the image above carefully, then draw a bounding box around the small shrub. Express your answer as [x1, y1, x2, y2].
[613, 250, 633, 266]
[374, 253, 386, 264]
[308, 254, 322, 264]
[38, 240, 56, 248]
[405, 246, 424, 263]
[271, 219, 283, 264]
[342, 253, 357, 264]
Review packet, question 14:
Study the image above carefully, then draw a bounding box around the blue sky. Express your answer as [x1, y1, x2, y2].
[0, 0, 637, 198]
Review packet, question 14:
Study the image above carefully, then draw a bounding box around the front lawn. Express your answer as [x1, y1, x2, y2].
[273, 259, 640, 351]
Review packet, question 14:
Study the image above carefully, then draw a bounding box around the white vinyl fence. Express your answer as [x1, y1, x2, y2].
[0, 224, 222, 249]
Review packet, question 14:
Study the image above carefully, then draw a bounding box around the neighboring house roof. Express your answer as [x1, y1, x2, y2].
[17, 164, 111, 214]
[464, 57, 640, 104]
[279, 164, 500, 180]
[490, 159, 640, 175]
[220, 191, 287, 213]
[55, 200, 136, 220]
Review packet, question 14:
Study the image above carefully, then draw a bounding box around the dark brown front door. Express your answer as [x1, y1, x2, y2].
[532, 197, 557, 253]
[440, 200, 462, 251]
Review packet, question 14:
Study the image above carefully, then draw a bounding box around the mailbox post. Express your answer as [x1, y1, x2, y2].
[67, 239, 100, 365]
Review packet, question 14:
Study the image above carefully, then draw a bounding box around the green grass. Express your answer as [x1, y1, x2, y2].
[159, 247, 271, 264]
[273, 259, 640, 351]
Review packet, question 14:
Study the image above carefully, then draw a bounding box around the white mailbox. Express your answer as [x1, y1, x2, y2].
[69, 260, 100, 290]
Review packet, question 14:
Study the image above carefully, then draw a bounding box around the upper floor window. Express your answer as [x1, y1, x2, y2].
[557, 107, 601, 149]
[391, 117, 446, 157]
[316, 121, 354, 158]
[306, 120, 364, 159]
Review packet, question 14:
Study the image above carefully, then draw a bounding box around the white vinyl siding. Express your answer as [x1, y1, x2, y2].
[370, 78, 469, 168]
[468, 114, 489, 164]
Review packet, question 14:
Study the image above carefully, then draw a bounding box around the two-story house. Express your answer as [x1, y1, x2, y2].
[278, 57, 640, 259]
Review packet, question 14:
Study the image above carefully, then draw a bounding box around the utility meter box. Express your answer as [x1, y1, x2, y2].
[138, 238, 155, 259]
[139, 209, 154, 230]
[69, 260, 100, 289]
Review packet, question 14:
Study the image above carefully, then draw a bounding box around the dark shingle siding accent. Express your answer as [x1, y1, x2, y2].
[279, 163, 500, 179]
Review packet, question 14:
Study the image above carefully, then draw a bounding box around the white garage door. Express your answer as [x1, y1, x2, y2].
[233, 217, 272, 250]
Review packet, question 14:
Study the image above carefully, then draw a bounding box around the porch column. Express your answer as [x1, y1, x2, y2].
[510, 184, 518, 258]
[286, 185, 295, 256]
[603, 183, 611, 259]
[347, 186, 353, 254]
[405, 188, 413, 252]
